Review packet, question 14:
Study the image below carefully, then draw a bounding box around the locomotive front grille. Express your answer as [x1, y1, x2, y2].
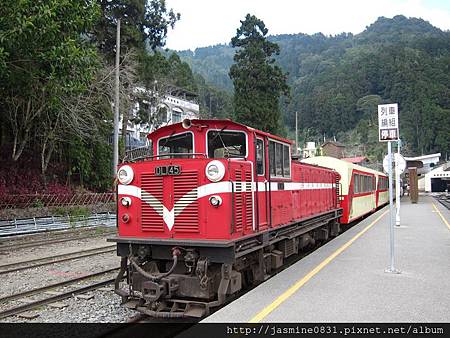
[141, 173, 164, 232]
[173, 171, 199, 233]
[140, 170, 199, 233]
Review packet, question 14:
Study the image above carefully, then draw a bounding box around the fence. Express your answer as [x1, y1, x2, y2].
[0, 193, 115, 210]
[0, 212, 116, 237]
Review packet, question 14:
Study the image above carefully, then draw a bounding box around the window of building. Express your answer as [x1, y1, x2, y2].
[158, 132, 193, 158]
[172, 110, 182, 123]
[256, 139, 264, 175]
[268, 140, 291, 178]
[207, 130, 246, 158]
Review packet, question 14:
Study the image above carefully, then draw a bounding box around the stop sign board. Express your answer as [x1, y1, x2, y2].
[378, 104, 399, 142]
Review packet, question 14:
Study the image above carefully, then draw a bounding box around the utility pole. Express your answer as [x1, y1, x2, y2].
[112, 18, 121, 178]
[295, 112, 299, 155]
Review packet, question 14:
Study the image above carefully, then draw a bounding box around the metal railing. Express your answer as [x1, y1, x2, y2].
[0, 212, 116, 237]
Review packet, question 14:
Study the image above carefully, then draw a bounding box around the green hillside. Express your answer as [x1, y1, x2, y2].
[178, 15, 450, 159]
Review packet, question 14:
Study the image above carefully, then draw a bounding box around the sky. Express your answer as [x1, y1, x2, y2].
[164, 0, 450, 51]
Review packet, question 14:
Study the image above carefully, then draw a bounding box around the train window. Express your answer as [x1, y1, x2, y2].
[354, 174, 377, 193]
[379, 177, 388, 190]
[275, 143, 283, 176]
[158, 132, 193, 158]
[283, 145, 290, 177]
[269, 140, 291, 178]
[256, 139, 265, 175]
[207, 130, 246, 158]
[269, 141, 276, 176]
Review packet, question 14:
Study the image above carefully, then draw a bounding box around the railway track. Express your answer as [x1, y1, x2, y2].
[0, 268, 119, 319]
[434, 193, 450, 210]
[0, 245, 116, 275]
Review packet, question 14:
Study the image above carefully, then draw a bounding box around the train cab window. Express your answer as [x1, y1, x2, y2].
[283, 145, 290, 177]
[275, 143, 283, 176]
[269, 142, 275, 176]
[158, 132, 193, 158]
[207, 130, 247, 158]
[256, 139, 265, 175]
[269, 140, 291, 178]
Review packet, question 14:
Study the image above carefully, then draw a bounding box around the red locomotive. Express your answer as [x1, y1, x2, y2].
[110, 119, 343, 318]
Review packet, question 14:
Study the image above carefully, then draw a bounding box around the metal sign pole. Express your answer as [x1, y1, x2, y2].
[378, 103, 401, 274]
[386, 141, 400, 273]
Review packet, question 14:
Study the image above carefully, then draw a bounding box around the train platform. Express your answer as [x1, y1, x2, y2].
[204, 195, 450, 322]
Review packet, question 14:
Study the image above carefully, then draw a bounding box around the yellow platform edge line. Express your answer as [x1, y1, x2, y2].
[248, 209, 389, 323]
[432, 203, 450, 231]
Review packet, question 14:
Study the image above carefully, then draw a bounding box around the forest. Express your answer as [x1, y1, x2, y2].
[178, 15, 450, 161]
[1, 7, 449, 196]
[0, 0, 221, 195]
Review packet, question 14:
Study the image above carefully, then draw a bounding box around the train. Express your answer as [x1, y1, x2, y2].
[302, 156, 389, 224]
[109, 119, 388, 318]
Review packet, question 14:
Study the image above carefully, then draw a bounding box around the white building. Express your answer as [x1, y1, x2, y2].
[302, 142, 317, 159]
[419, 162, 450, 192]
[119, 86, 199, 149]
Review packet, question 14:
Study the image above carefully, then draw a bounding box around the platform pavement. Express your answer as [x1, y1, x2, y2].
[204, 196, 450, 322]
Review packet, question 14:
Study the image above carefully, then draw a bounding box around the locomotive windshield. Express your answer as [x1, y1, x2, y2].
[207, 130, 246, 158]
[158, 132, 193, 158]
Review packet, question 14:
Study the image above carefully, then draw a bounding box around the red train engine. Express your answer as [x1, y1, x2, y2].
[110, 119, 342, 318]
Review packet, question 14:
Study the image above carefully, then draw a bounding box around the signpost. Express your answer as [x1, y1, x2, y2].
[378, 103, 401, 274]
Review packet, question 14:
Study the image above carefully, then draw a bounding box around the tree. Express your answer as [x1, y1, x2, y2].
[229, 14, 289, 134]
[0, 0, 100, 166]
[94, 1, 181, 151]
[95, 0, 180, 59]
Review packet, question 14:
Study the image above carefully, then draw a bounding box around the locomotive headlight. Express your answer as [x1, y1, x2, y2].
[121, 197, 131, 207]
[117, 165, 134, 185]
[205, 160, 225, 182]
[209, 195, 222, 207]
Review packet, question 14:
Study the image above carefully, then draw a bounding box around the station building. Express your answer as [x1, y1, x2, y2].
[419, 162, 450, 192]
[119, 86, 199, 150]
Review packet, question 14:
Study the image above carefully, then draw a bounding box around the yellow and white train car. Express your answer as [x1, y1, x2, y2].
[302, 156, 388, 224]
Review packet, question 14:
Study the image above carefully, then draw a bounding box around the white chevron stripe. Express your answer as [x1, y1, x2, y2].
[118, 181, 334, 231]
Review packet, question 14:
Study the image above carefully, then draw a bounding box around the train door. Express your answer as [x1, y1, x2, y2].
[255, 137, 268, 229]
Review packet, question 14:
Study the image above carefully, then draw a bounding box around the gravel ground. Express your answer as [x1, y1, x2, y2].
[0, 227, 140, 323]
[1, 281, 136, 323]
[0, 252, 120, 299]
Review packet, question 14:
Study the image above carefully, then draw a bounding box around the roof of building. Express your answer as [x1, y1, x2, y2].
[321, 140, 345, 148]
[341, 156, 368, 164]
[404, 153, 441, 161]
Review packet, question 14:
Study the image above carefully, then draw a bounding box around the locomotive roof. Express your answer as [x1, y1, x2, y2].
[147, 119, 293, 144]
